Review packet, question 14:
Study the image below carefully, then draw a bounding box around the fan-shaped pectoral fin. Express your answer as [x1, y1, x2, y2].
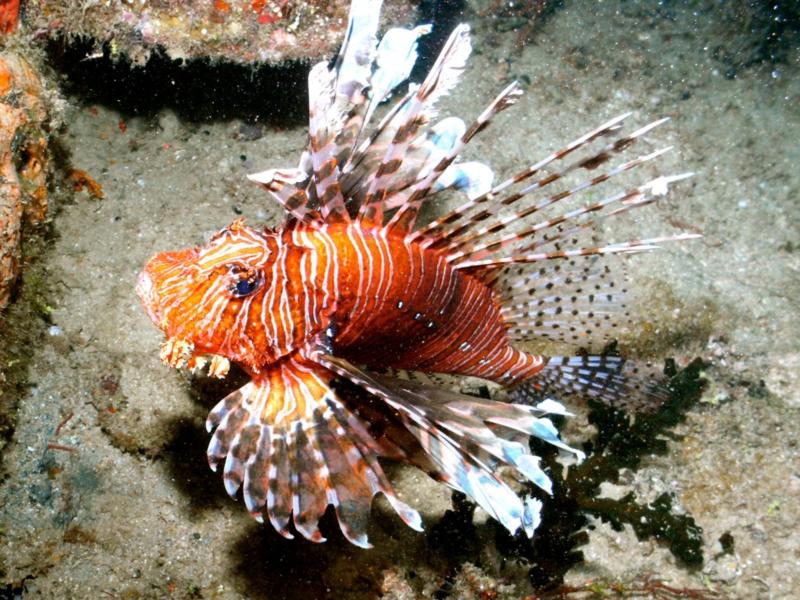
[310, 353, 584, 538]
[205, 349, 421, 547]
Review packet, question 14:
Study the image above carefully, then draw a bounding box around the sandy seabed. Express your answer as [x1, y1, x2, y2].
[1, 1, 798, 598]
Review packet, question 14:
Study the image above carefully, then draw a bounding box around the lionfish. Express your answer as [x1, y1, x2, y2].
[136, 0, 696, 547]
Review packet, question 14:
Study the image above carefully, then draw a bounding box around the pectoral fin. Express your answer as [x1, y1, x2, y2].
[314, 353, 584, 538]
[205, 351, 421, 547]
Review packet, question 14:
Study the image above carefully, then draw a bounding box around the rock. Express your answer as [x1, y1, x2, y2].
[765, 353, 800, 407]
[0, 52, 51, 312]
[25, 0, 417, 66]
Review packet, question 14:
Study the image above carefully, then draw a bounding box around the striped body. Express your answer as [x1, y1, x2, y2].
[302, 223, 543, 382]
[139, 220, 543, 383]
[136, 0, 694, 547]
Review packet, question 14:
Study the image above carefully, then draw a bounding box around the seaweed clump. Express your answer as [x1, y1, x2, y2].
[0, 229, 54, 470]
[429, 357, 708, 596]
[503, 357, 707, 590]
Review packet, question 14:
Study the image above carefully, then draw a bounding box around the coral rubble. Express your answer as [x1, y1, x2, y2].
[25, 0, 417, 65]
[0, 52, 50, 313]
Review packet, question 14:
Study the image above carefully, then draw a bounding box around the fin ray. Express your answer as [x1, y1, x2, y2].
[513, 354, 670, 412]
[313, 353, 584, 537]
[205, 352, 420, 545]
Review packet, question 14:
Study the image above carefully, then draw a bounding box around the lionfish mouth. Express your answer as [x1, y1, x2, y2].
[137, 266, 233, 378]
[136, 247, 200, 328]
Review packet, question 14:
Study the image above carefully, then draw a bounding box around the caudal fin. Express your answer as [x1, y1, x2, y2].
[511, 354, 670, 412]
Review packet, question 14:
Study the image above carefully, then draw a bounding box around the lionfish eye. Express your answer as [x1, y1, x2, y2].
[233, 278, 260, 297]
[228, 265, 262, 298]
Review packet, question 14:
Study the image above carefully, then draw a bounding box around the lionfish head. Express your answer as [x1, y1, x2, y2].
[136, 219, 278, 373]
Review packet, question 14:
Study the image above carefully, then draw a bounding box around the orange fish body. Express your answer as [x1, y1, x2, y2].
[137, 0, 696, 547]
[301, 222, 543, 381]
[141, 220, 542, 382]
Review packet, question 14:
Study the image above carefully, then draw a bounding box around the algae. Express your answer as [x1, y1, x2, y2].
[424, 358, 707, 595]
[0, 227, 56, 467]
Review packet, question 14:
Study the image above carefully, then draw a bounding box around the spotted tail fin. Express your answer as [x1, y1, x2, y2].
[511, 354, 670, 413]
[315, 353, 584, 538]
[205, 352, 421, 547]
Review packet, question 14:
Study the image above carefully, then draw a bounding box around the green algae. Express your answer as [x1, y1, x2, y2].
[0, 225, 56, 588]
[0, 227, 56, 467]
[427, 358, 707, 595]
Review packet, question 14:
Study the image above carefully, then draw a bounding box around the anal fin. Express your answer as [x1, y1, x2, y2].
[205, 351, 421, 547]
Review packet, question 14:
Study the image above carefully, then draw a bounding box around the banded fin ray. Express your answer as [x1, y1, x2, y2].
[310, 0, 386, 220]
[332, 0, 382, 101]
[313, 353, 584, 538]
[307, 62, 350, 223]
[388, 81, 523, 233]
[422, 118, 674, 255]
[454, 232, 700, 272]
[442, 146, 674, 263]
[205, 353, 421, 547]
[511, 355, 670, 412]
[356, 24, 473, 226]
[362, 23, 433, 135]
[247, 168, 312, 223]
[343, 112, 495, 219]
[411, 112, 636, 244]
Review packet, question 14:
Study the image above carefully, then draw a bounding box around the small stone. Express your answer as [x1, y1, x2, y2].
[708, 554, 740, 583]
